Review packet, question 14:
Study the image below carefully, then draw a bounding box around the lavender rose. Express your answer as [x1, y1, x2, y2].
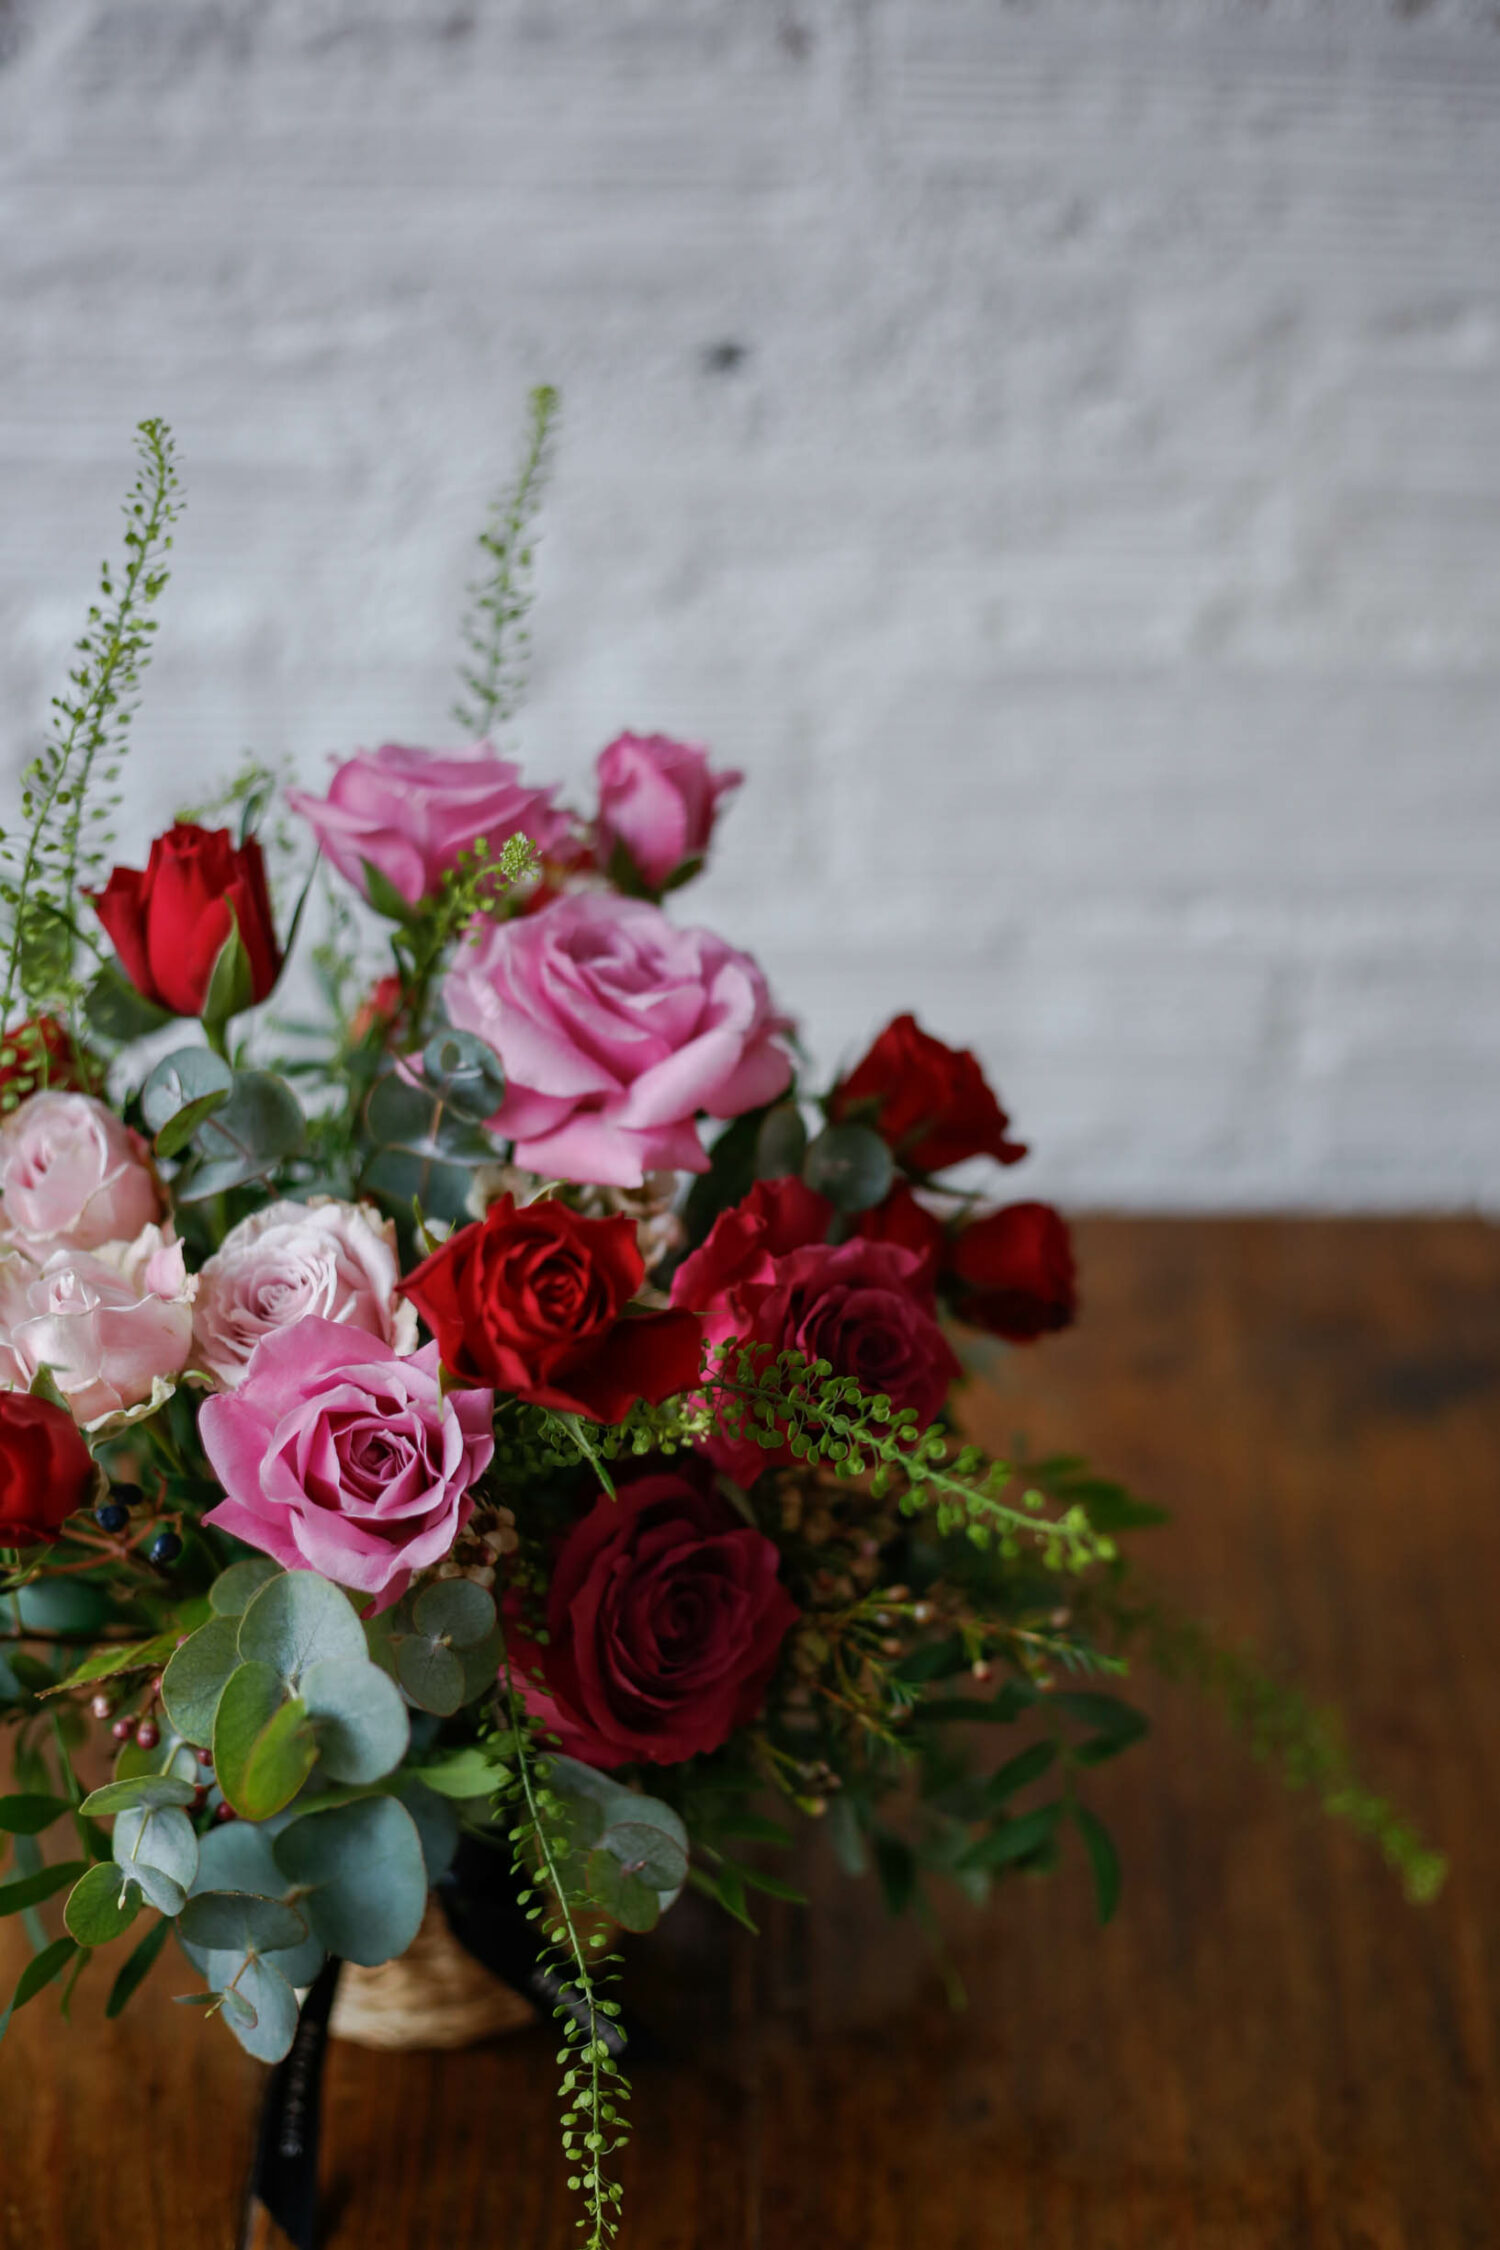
[287, 742, 576, 911]
[0, 1091, 161, 1255]
[192, 1197, 418, 1391]
[198, 1318, 494, 1609]
[0, 1227, 196, 1426]
[443, 890, 792, 1188]
[594, 732, 742, 895]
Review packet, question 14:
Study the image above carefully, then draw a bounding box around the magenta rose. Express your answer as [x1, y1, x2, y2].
[594, 732, 742, 895]
[443, 890, 792, 1188]
[673, 1190, 961, 1484]
[508, 1468, 798, 1766]
[287, 743, 576, 911]
[198, 1316, 494, 1609]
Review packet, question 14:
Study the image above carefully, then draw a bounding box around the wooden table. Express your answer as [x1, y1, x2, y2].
[4, 1220, 1497, 2249]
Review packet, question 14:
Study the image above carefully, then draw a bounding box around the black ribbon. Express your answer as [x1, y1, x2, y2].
[240, 1838, 660, 2248]
[240, 1953, 341, 2250]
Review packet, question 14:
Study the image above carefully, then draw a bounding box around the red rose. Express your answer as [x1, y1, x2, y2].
[830, 1012, 1026, 1174]
[90, 822, 281, 1019]
[946, 1201, 1076, 1342]
[674, 1187, 960, 1483]
[509, 1467, 798, 1766]
[0, 1017, 89, 1106]
[348, 973, 406, 1047]
[402, 1193, 703, 1421]
[851, 1181, 946, 1285]
[674, 1175, 833, 1315]
[0, 1390, 98, 1545]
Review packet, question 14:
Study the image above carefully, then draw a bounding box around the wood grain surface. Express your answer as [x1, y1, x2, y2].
[3, 1219, 1497, 2250]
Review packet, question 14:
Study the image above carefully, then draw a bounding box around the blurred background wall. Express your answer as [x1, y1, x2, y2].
[2, 0, 1498, 1209]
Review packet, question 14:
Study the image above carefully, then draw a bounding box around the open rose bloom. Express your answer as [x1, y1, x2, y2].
[0, 425, 1431, 2232]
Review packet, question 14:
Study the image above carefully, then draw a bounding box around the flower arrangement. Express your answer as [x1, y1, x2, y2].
[0, 407, 1442, 2247]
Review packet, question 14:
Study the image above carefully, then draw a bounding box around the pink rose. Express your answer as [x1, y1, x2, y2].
[444, 891, 793, 1188]
[0, 1226, 196, 1426]
[192, 1197, 420, 1392]
[286, 743, 577, 910]
[198, 1318, 494, 1609]
[594, 732, 742, 894]
[0, 1091, 161, 1254]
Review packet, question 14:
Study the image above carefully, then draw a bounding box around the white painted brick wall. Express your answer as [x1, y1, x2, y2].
[3, 0, 1499, 1209]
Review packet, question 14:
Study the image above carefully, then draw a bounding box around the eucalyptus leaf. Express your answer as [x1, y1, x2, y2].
[213, 1661, 317, 1820]
[395, 1634, 465, 1716]
[361, 1147, 478, 1224]
[421, 1029, 505, 1122]
[178, 1072, 306, 1200]
[597, 1818, 689, 1897]
[178, 1890, 309, 1957]
[389, 1774, 461, 1886]
[180, 1821, 325, 1989]
[410, 1579, 495, 1650]
[300, 1656, 409, 1785]
[160, 1615, 242, 1746]
[237, 1571, 366, 1683]
[584, 1849, 661, 1933]
[365, 1068, 493, 1164]
[140, 1046, 234, 1155]
[408, 1745, 503, 1801]
[273, 1795, 427, 1967]
[208, 1557, 282, 1617]
[754, 1101, 809, 1181]
[802, 1122, 896, 1215]
[80, 1775, 197, 1817]
[111, 1805, 195, 1916]
[218, 1985, 259, 2034]
[209, 1951, 298, 2064]
[64, 1862, 142, 1946]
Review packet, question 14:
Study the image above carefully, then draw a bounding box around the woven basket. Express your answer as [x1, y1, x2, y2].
[329, 1899, 535, 2050]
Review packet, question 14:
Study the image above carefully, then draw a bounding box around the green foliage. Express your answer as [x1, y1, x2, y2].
[705, 1347, 1116, 1571]
[454, 384, 560, 737]
[496, 1640, 632, 2247]
[0, 419, 181, 1032]
[1123, 1597, 1448, 1903]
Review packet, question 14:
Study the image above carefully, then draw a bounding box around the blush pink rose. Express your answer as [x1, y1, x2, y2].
[198, 1318, 494, 1608]
[286, 742, 577, 910]
[444, 890, 793, 1188]
[192, 1197, 419, 1391]
[0, 1091, 161, 1255]
[0, 1227, 196, 1426]
[594, 732, 742, 894]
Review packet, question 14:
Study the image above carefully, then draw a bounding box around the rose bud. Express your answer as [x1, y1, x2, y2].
[89, 822, 281, 1022]
[593, 732, 742, 897]
[945, 1201, 1077, 1342]
[829, 1012, 1026, 1176]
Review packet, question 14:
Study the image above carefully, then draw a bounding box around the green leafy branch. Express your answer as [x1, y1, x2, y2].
[704, 1347, 1116, 1573]
[454, 384, 560, 738]
[497, 1637, 631, 2246]
[1, 419, 181, 1029]
[1110, 1594, 1447, 1903]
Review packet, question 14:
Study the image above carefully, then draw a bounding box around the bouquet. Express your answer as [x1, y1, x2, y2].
[0, 408, 1441, 2246]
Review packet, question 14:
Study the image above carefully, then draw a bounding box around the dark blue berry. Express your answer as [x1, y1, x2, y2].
[147, 1529, 183, 1567]
[94, 1501, 129, 1533]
